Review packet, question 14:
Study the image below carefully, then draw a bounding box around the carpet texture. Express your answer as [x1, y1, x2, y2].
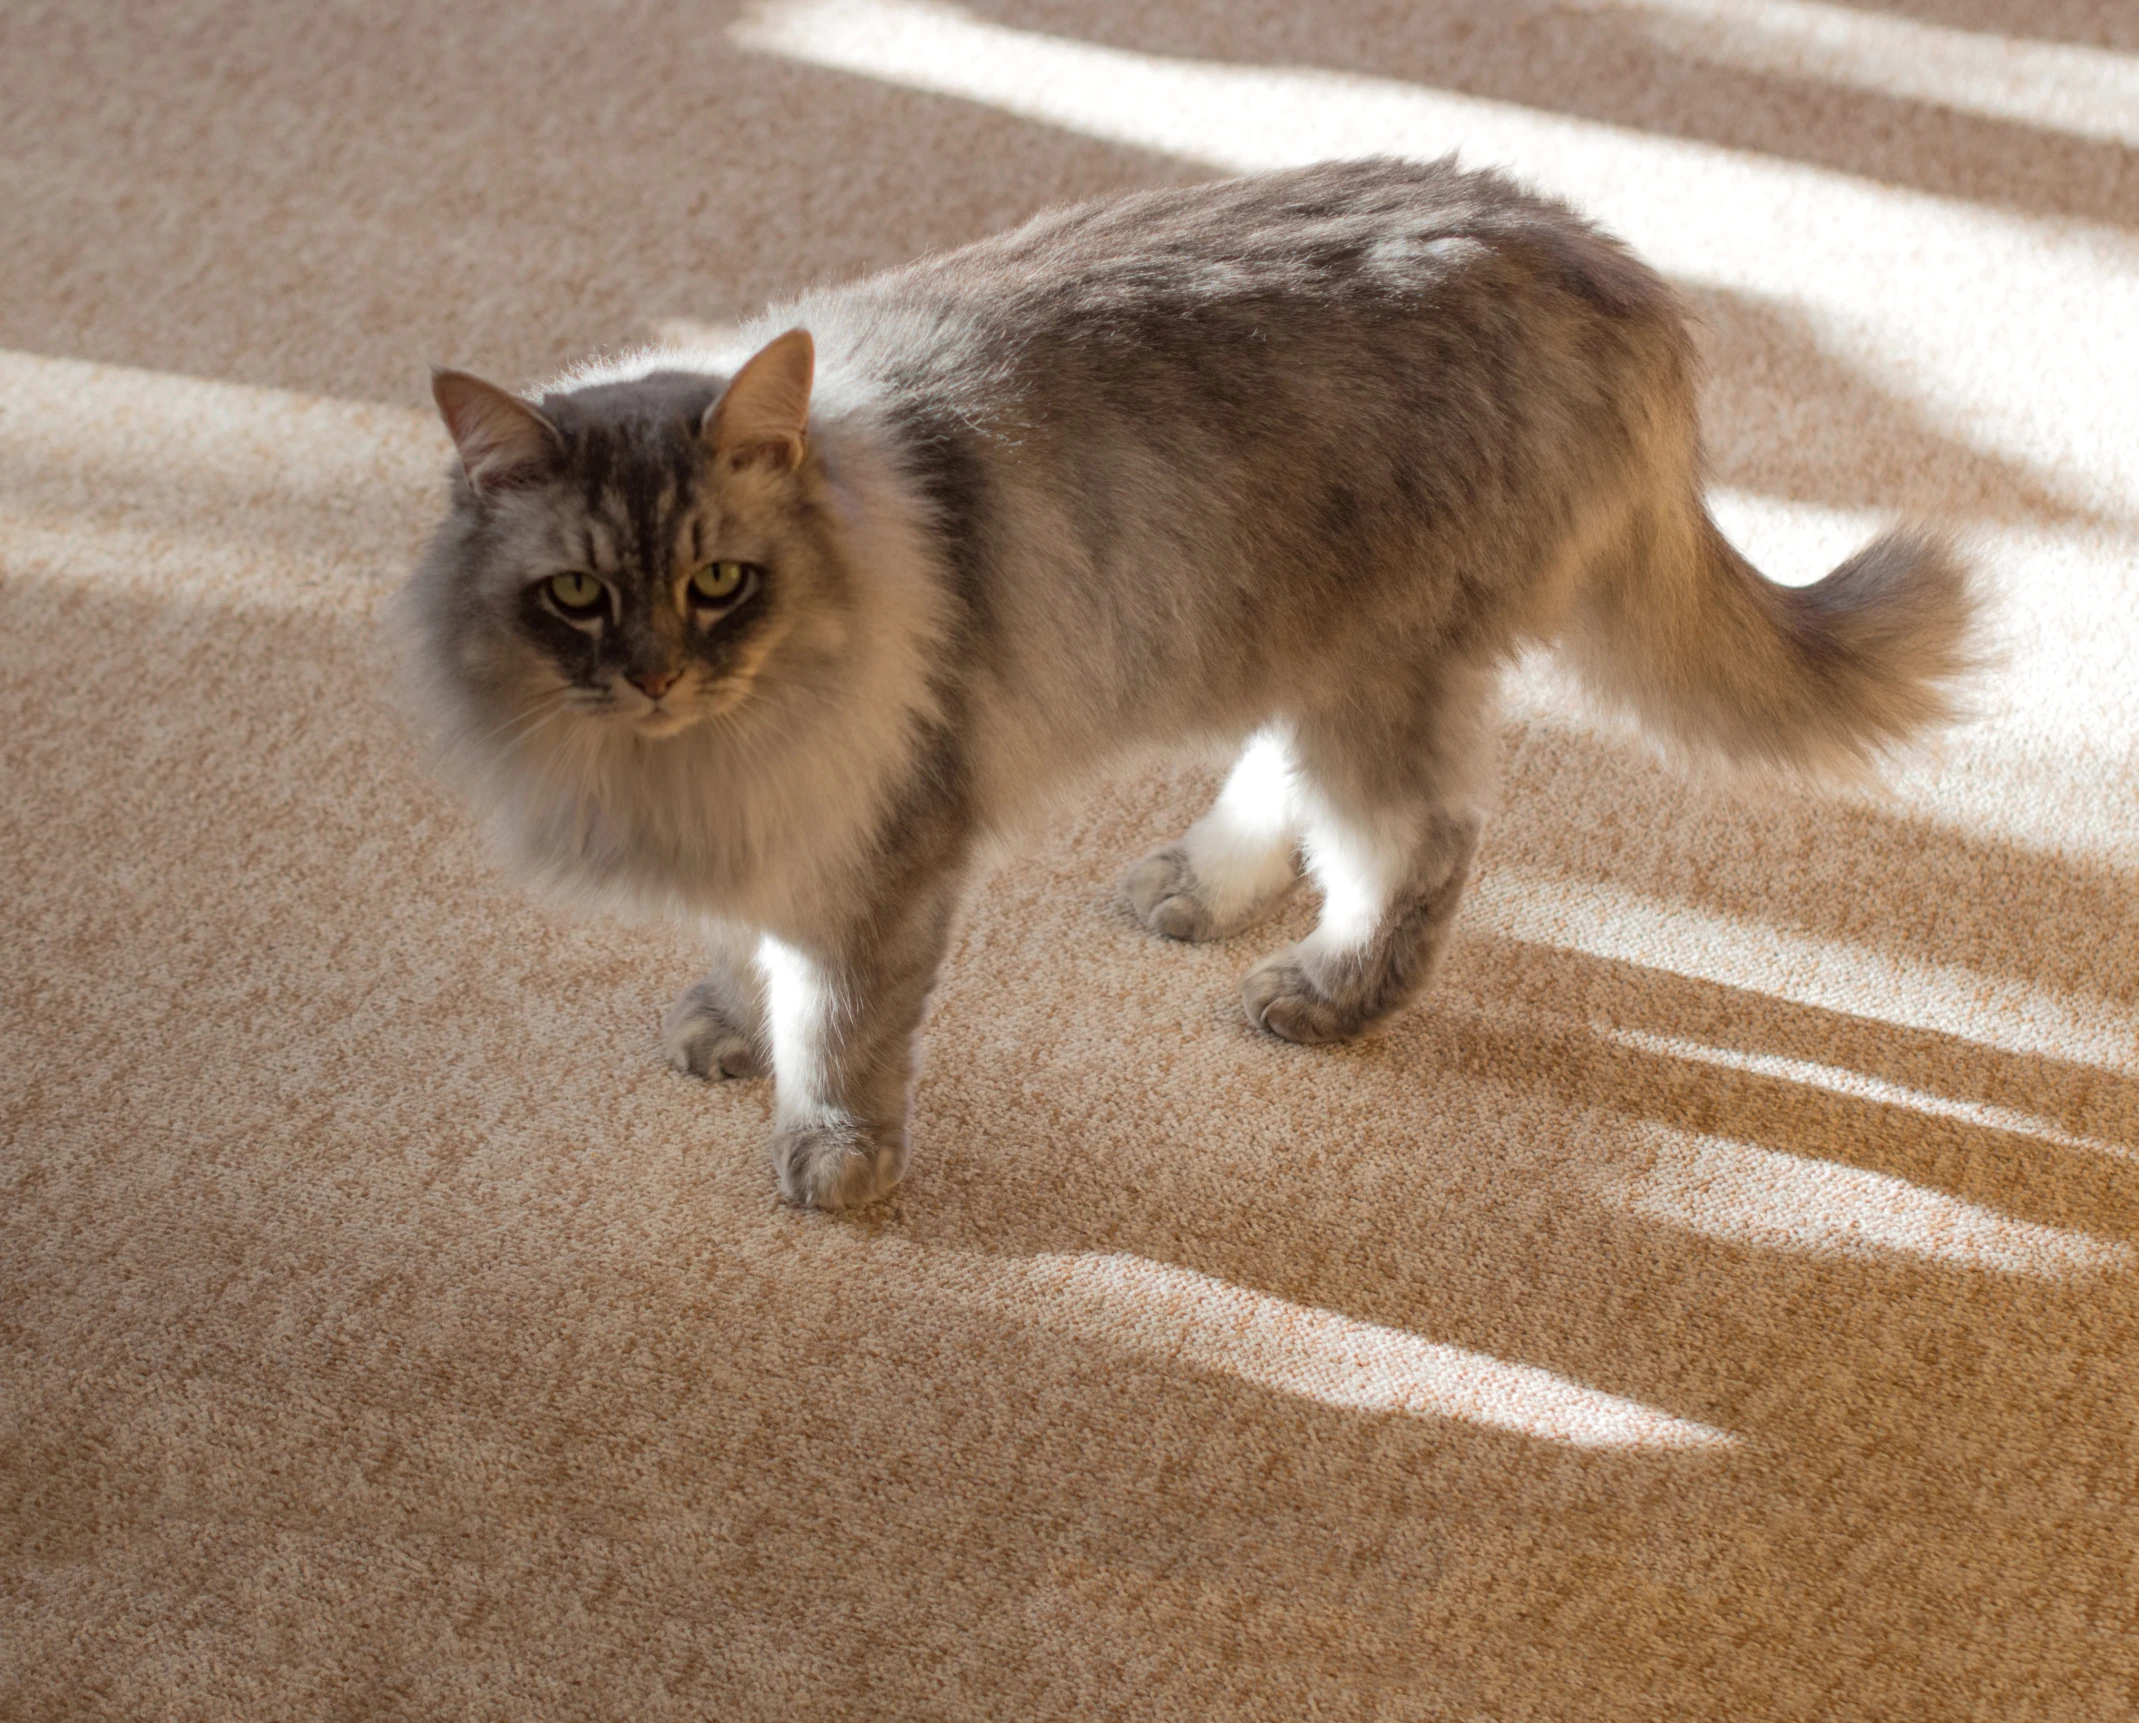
[5, 2, 2137, 1718]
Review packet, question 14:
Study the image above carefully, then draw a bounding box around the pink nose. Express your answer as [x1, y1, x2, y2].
[630, 667, 680, 700]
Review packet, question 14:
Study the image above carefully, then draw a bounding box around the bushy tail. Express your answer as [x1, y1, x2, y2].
[1565, 504, 1983, 778]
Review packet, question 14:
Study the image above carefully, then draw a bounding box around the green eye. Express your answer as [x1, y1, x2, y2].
[690, 560, 750, 604]
[546, 571, 605, 615]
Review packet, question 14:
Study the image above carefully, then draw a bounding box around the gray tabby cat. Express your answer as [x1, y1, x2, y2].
[399, 158, 1978, 1211]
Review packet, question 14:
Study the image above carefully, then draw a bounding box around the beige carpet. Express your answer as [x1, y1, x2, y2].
[5, 2, 2137, 1717]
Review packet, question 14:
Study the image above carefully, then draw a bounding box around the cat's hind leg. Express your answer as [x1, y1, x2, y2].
[662, 924, 769, 1079]
[1125, 726, 1303, 941]
[1241, 677, 1490, 1044]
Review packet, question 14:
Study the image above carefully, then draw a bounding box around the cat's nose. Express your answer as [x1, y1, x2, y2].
[630, 667, 681, 701]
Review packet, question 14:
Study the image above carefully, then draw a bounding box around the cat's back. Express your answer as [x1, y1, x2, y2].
[837, 157, 1681, 386]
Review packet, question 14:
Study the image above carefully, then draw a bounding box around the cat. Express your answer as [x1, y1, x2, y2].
[397, 157, 1979, 1211]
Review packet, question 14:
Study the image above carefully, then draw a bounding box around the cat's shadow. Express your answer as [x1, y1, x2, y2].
[884, 737, 2139, 1426]
[880, 812, 2137, 1599]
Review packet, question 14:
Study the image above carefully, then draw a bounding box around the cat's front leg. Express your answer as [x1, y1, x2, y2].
[757, 871, 964, 1210]
[662, 923, 769, 1080]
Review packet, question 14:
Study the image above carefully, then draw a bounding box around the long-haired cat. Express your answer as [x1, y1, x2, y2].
[398, 158, 1979, 1210]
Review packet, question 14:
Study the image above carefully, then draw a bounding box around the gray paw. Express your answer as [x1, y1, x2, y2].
[771, 1124, 907, 1211]
[662, 981, 768, 1080]
[1241, 951, 1369, 1045]
[1123, 845, 1222, 942]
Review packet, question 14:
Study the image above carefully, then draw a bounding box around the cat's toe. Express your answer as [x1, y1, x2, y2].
[1241, 952, 1366, 1045]
[771, 1125, 907, 1211]
[662, 984, 767, 1080]
[1124, 846, 1221, 942]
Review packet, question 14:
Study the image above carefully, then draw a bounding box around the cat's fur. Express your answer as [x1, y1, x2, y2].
[397, 158, 1980, 1210]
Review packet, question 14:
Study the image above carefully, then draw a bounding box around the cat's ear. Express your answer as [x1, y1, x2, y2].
[431, 369, 564, 494]
[703, 329, 814, 475]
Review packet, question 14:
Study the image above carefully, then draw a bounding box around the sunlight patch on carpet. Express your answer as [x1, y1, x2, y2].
[1600, 1126, 2132, 1277]
[0, 349, 438, 615]
[1703, 489, 1887, 588]
[1581, 0, 2139, 149]
[1023, 1252, 1738, 1449]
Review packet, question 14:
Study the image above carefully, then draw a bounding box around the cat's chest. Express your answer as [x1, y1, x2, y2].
[533, 739, 881, 926]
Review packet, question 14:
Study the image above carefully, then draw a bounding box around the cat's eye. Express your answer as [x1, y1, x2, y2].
[546, 571, 607, 617]
[689, 560, 753, 606]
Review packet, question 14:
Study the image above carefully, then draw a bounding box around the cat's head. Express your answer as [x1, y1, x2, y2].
[404, 329, 847, 767]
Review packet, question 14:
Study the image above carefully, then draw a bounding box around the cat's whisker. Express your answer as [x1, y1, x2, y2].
[476, 688, 574, 749]
[489, 716, 571, 760]
[706, 703, 810, 759]
[487, 695, 584, 762]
